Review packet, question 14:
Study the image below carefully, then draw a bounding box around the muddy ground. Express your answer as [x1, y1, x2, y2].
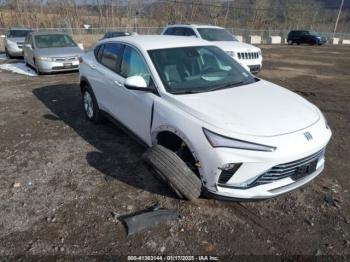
[0, 45, 349, 259]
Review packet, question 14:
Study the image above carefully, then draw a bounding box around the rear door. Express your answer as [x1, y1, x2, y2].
[87, 43, 125, 113]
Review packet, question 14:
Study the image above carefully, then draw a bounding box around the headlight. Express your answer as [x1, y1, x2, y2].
[37, 56, 54, 61]
[226, 51, 235, 57]
[7, 39, 17, 46]
[320, 111, 330, 129]
[203, 128, 276, 152]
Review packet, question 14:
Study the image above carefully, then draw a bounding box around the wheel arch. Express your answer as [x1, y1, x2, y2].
[80, 76, 91, 93]
[151, 125, 200, 168]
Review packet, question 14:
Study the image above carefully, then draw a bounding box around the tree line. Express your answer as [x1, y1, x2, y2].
[0, 0, 349, 33]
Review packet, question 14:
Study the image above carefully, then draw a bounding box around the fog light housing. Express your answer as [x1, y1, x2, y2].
[218, 163, 242, 184]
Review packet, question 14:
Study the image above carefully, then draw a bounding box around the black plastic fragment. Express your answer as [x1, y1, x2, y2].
[120, 205, 179, 236]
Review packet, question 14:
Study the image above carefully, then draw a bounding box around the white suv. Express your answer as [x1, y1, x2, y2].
[79, 35, 331, 201]
[162, 24, 262, 74]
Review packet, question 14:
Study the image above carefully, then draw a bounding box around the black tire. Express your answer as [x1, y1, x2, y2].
[143, 145, 202, 201]
[5, 48, 12, 59]
[34, 61, 42, 75]
[287, 40, 293, 45]
[81, 84, 103, 124]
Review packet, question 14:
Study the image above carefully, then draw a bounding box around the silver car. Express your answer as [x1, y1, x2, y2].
[23, 32, 84, 74]
[2, 27, 32, 58]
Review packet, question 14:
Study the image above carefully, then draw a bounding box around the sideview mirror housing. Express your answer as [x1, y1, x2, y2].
[124, 75, 151, 91]
[24, 43, 32, 49]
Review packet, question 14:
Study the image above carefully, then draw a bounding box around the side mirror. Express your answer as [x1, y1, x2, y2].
[124, 76, 151, 91]
[0, 35, 5, 38]
[25, 43, 32, 49]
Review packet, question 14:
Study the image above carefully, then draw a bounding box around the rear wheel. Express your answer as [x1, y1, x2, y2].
[288, 40, 293, 45]
[143, 145, 202, 201]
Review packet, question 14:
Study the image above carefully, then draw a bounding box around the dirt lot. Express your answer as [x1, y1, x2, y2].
[0, 44, 349, 259]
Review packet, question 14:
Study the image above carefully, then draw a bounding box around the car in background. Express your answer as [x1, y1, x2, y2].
[1, 27, 32, 58]
[23, 32, 84, 74]
[79, 35, 331, 201]
[162, 24, 262, 74]
[287, 30, 327, 45]
[101, 31, 134, 40]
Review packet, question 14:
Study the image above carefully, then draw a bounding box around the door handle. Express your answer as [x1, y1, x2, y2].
[114, 80, 123, 87]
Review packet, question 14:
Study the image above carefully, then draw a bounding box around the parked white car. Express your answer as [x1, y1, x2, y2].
[162, 24, 262, 74]
[79, 35, 331, 200]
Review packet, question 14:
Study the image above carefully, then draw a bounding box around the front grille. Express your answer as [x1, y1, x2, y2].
[54, 57, 77, 62]
[250, 149, 325, 186]
[238, 52, 259, 60]
[52, 65, 79, 70]
[248, 65, 261, 73]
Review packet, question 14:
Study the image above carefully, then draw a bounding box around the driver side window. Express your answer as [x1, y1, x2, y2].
[121, 46, 151, 86]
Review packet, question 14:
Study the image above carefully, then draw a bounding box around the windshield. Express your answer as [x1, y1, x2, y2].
[34, 34, 77, 48]
[8, 30, 31, 38]
[197, 28, 237, 41]
[148, 46, 255, 94]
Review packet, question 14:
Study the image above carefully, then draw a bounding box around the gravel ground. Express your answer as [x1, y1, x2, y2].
[0, 44, 349, 259]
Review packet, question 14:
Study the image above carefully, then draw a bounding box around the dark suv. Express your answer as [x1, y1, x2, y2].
[287, 30, 327, 45]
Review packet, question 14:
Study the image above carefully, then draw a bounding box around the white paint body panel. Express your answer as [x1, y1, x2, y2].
[79, 35, 332, 200]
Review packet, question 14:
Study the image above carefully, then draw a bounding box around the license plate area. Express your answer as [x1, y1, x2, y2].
[292, 160, 318, 180]
[63, 63, 72, 68]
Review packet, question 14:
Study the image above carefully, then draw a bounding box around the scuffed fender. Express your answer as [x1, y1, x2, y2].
[150, 98, 210, 183]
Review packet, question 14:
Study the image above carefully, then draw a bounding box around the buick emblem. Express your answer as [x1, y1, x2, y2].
[304, 132, 313, 141]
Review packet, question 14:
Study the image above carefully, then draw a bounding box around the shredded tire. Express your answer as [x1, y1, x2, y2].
[143, 145, 202, 201]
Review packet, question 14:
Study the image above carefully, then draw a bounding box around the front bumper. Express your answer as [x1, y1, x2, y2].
[36, 59, 79, 73]
[7, 45, 23, 57]
[198, 119, 332, 200]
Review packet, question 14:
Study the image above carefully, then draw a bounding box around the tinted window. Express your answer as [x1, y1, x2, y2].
[173, 27, 185, 36]
[163, 28, 174, 35]
[184, 28, 196, 36]
[121, 46, 151, 86]
[100, 43, 124, 72]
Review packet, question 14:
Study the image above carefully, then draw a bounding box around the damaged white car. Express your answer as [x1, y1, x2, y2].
[79, 35, 331, 201]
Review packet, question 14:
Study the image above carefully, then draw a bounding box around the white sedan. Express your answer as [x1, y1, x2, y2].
[79, 35, 331, 200]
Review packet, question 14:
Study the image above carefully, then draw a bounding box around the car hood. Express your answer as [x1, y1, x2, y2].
[35, 47, 84, 57]
[211, 41, 260, 52]
[167, 80, 320, 137]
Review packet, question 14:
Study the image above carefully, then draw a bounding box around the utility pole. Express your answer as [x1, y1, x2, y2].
[333, 0, 344, 39]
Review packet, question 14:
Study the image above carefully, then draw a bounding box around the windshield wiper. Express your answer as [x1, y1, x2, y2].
[207, 81, 244, 92]
[171, 90, 204, 95]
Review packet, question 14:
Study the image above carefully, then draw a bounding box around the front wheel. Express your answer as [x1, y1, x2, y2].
[143, 145, 202, 201]
[5, 48, 12, 59]
[82, 85, 103, 124]
[34, 61, 42, 75]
